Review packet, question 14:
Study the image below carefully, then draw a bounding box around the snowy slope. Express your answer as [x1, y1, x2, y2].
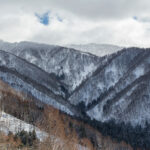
[0, 111, 47, 141]
[0, 41, 102, 92]
[1, 40, 150, 126]
[0, 110, 90, 149]
[69, 48, 150, 126]
[66, 43, 123, 56]
[0, 50, 75, 116]
[69, 48, 140, 106]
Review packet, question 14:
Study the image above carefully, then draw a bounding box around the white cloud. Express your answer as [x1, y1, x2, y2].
[0, 0, 150, 47]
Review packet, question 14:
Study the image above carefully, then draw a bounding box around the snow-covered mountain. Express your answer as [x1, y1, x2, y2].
[0, 40, 150, 127]
[0, 49, 81, 116]
[66, 43, 123, 56]
[0, 41, 102, 92]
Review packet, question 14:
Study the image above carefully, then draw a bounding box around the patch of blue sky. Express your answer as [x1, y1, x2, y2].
[35, 11, 50, 26]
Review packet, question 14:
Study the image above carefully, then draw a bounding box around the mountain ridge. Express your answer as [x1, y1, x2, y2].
[0, 41, 150, 127]
[66, 43, 123, 56]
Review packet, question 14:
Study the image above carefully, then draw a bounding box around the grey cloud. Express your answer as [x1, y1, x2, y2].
[134, 16, 150, 23]
[47, 0, 150, 20]
[1, 0, 150, 21]
[0, 0, 150, 47]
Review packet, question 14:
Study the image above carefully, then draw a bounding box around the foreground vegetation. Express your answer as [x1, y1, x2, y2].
[0, 80, 138, 150]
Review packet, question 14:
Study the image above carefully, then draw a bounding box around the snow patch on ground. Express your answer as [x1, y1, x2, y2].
[0, 111, 89, 149]
[0, 112, 48, 141]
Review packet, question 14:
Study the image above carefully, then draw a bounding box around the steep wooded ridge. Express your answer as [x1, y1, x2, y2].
[0, 79, 133, 150]
[1, 41, 150, 125]
[1, 41, 150, 149]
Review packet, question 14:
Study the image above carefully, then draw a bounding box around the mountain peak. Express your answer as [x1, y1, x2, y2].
[66, 43, 123, 56]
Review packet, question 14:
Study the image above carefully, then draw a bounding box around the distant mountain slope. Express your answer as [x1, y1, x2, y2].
[0, 41, 102, 92]
[66, 43, 123, 56]
[0, 40, 150, 128]
[0, 50, 78, 115]
[69, 47, 150, 126]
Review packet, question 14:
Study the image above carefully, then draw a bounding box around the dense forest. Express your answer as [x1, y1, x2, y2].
[75, 102, 150, 150]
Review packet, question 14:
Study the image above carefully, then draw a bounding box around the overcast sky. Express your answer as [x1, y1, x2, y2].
[0, 0, 150, 47]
